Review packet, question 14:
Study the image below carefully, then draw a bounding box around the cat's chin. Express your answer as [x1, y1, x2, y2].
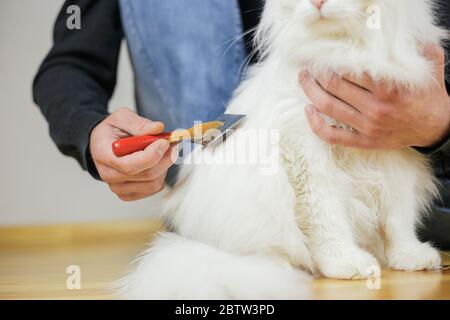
[306, 22, 352, 39]
[304, 18, 365, 42]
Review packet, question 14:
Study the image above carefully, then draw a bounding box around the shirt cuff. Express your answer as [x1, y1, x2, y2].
[83, 114, 109, 180]
[414, 132, 450, 157]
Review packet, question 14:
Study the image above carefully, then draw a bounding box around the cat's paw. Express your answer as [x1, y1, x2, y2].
[386, 242, 441, 271]
[315, 248, 380, 280]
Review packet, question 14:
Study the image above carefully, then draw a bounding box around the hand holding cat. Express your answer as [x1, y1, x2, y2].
[300, 44, 450, 150]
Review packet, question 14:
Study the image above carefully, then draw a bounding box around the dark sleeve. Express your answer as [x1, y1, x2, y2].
[32, 0, 123, 178]
[238, 0, 263, 60]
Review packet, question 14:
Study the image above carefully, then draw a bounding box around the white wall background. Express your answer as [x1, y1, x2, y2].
[0, 1, 163, 226]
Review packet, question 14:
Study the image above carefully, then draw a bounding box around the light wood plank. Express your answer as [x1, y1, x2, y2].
[0, 220, 448, 300]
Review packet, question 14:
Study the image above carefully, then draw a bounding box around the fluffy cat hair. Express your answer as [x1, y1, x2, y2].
[119, 0, 446, 299]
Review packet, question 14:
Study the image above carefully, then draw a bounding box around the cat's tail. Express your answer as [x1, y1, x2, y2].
[116, 232, 311, 299]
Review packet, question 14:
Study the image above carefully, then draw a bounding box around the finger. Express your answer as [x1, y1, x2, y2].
[98, 146, 177, 183]
[143, 145, 179, 180]
[423, 43, 446, 84]
[109, 107, 165, 136]
[110, 139, 171, 175]
[110, 176, 166, 195]
[311, 72, 374, 114]
[97, 164, 151, 183]
[342, 71, 402, 101]
[423, 43, 446, 68]
[299, 72, 365, 131]
[305, 105, 374, 149]
[342, 72, 377, 92]
[118, 192, 154, 202]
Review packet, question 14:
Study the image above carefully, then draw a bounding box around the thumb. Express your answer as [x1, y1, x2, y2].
[111, 107, 165, 136]
[423, 43, 446, 83]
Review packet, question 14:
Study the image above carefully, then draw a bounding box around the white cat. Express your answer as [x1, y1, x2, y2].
[119, 0, 446, 299]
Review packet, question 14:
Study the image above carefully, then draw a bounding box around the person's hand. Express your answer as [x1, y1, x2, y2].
[90, 108, 178, 201]
[299, 44, 450, 150]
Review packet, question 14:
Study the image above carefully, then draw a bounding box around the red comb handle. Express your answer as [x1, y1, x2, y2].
[112, 133, 172, 157]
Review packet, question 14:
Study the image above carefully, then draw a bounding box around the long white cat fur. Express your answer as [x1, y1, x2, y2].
[118, 0, 446, 299]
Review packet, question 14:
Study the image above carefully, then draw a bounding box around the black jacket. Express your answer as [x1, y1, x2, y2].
[33, 0, 450, 179]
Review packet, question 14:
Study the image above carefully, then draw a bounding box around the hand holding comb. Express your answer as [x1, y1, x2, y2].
[112, 114, 246, 157]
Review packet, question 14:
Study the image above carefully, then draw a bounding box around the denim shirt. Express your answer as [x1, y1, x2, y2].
[119, 0, 247, 132]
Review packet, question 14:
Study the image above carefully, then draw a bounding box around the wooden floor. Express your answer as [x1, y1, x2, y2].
[0, 220, 449, 300]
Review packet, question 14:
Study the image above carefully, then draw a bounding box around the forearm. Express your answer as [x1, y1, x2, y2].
[33, 64, 109, 170]
[32, 0, 122, 175]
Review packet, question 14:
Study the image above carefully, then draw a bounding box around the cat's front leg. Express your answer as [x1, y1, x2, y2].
[383, 187, 441, 271]
[307, 193, 380, 280]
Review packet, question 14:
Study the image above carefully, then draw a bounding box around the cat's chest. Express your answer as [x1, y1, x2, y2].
[280, 130, 398, 204]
